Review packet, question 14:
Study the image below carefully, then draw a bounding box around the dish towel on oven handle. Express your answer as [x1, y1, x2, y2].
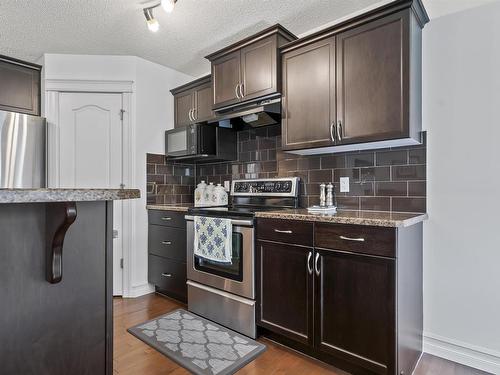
[193, 216, 232, 264]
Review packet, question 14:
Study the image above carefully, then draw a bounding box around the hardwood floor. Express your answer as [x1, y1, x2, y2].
[114, 293, 490, 375]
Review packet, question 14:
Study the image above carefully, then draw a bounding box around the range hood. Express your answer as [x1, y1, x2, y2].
[213, 97, 281, 127]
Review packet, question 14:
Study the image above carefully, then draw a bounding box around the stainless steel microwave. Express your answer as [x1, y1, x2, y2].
[165, 123, 237, 162]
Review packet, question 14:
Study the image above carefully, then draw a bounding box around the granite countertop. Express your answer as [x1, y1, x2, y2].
[255, 209, 427, 228]
[0, 189, 140, 204]
[146, 203, 192, 212]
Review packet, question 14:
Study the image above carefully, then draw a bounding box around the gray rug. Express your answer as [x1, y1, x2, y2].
[127, 309, 266, 375]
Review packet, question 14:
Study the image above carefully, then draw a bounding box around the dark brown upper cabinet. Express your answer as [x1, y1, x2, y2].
[0, 55, 41, 116]
[206, 24, 297, 110]
[170, 75, 216, 128]
[281, 0, 429, 153]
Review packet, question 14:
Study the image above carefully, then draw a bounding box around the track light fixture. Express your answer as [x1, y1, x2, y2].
[143, 0, 178, 32]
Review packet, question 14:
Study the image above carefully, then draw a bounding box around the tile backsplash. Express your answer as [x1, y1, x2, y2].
[147, 125, 426, 213]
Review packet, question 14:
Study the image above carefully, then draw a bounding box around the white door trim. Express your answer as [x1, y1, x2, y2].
[45, 79, 135, 297]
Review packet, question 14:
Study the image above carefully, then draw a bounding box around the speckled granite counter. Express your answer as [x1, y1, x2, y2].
[0, 189, 140, 203]
[255, 209, 427, 228]
[146, 203, 191, 212]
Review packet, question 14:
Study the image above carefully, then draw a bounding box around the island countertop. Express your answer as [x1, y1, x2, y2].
[255, 209, 427, 228]
[0, 188, 140, 203]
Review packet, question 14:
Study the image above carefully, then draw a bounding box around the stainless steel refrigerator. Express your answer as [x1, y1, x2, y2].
[0, 110, 46, 188]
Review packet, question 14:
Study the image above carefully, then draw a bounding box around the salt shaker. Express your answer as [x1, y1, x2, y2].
[326, 183, 334, 207]
[319, 183, 326, 207]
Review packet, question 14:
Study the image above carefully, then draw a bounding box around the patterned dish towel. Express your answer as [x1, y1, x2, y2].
[194, 216, 232, 264]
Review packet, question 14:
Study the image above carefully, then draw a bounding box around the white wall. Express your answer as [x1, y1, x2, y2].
[41, 54, 192, 297]
[422, 3, 500, 373]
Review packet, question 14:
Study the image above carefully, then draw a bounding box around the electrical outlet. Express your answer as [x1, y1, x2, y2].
[340, 177, 350, 192]
[224, 180, 231, 192]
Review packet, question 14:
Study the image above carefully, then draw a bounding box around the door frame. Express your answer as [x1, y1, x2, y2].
[45, 79, 135, 297]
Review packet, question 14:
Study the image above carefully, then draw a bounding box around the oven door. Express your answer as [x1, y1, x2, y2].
[186, 216, 254, 300]
[165, 124, 197, 157]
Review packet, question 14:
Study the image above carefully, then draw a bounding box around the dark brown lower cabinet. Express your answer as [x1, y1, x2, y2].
[256, 218, 423, 375]
[315, 249, 395, 374]
[256, 241, 313, 346]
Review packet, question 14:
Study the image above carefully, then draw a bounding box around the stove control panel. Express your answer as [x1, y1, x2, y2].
[231, 178, 299, 197]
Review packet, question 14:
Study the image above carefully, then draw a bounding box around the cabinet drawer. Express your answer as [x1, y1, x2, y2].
[148, 210, 186, 228]
[256, 218, 313, 247]
[148, 225, 186, 262]
[148, 255, 187, 301]
[315, 223, 396, 258]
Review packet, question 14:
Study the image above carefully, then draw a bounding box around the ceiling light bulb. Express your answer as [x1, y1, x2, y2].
[144, 8, 159, 32]
[147, 18, 159, 32]
[161, 0, 176, 13]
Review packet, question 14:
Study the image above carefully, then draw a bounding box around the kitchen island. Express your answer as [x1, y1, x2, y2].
[0, 189, 139, 375]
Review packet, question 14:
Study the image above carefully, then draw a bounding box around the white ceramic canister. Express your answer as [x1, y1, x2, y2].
[206, 182, 215, 206]
[214, 183, 228, 206]
[194, 180, 207, 207]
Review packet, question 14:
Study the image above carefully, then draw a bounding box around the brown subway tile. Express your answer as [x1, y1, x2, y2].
[146, 153, 165, 164]
[147, 174, 165, 184]
[213, 163, 228, 175]
[336, 196, 360, 210]
[408, 181, 426, 196]
[409, 148, 426, 164]
[147, 164, 156, 174]
[375, 182, 407, 196]
[392, 197, 426, 213]
[392, 165, 426, 181]
[376, 150, 408, 166]
[198, 165, 214, 176]
[165, 175, 182, 184]
[254, 127, 268, 138]
[146, 183, 155, 194]
[346, 152, 374, 167]
[238, 131, 250, 142]
[173, 185, 190, 195]
[241, 139, 258, 152]
[261, 161, 277, 172]
[347, 182, 374, 196]
[277, 150, 300, 161]
[157, 184, 174, 195]
[267, 125, 281, 137]
[321, 155, 346, 169]
[305, 183, 321, 195]
[309, 169, 333, 183]
[333, 168, 360, 182]
[156, 165, 172, 175]
[174, 165, 194, 177]
[297, 157, 321, 171]
[278, 159, 298, 172]
[360, 167, 391, 182]
[239, 152, 251, 162]
[267, 149, 277, 161]
[258, 137, 276, 150]
[360, 197, 391, 211]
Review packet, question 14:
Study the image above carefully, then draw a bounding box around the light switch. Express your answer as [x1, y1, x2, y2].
[340, 177, 350, 193]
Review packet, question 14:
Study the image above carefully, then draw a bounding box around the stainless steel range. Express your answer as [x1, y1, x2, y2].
[185, 177, 300, 338]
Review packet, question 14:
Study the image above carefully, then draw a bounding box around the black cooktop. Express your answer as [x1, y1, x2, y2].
[187, 205, 289, 219]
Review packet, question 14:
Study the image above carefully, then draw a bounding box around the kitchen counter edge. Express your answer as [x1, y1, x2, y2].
[0, 189, 140, 203]
[255, 210, 428, 228]
[146, 204, 191, 212]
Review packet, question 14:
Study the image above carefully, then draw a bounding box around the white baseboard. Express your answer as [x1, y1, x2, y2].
[424, 332, 500, 374]
[124, 283, 154, 298]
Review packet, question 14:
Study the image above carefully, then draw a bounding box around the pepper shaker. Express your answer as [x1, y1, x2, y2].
[319, 183, 326, 207]
[326, 183, 335, 207]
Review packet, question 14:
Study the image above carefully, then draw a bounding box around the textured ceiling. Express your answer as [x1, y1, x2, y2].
[0, 0, 497, 76]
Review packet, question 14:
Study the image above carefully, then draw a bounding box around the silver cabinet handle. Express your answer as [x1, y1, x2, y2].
[239, 83, 245, 98]
[330, 122, 336, 142]
[161, 217, 172, 221]
[161, 273, 172, 278]
[337, 120, 343, 142]
[188, 109, 193, 122]
[235, 84, 241, 99]
[339, 235, 365, 242]
[193, 108, 197, 121]
[274, 229, 292, 234]
[314, 253, 321, 276]
[162, 241, 172, 245]
[307, 251, 313, 275]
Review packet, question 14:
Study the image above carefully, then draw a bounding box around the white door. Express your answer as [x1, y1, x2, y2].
[58, 92, 124, 295]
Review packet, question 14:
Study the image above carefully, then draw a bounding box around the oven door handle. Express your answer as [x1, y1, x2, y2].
[185, 215, 253, 227]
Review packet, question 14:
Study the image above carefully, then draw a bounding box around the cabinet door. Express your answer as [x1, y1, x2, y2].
[282, 37, 336, 150]
[240, 36, 277, 102]
[193, 81, 215, 123]
[256, 241, 313, 346]
[0, 59, 40, 116]
[315, 249, 395, 374]
[174, 90, 194, 128]
[336, 12, 409, 145]
[212, 50, 241, 109]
